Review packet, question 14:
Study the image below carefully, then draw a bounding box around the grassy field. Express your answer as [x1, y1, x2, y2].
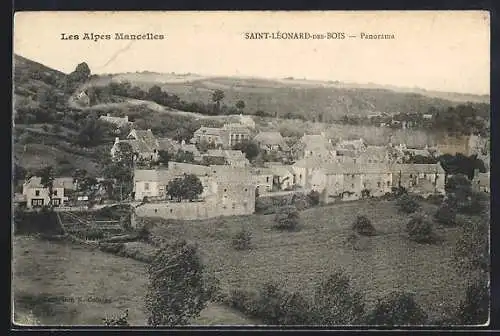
[151, 199, 471, 322]
[12, 236, 257, 326]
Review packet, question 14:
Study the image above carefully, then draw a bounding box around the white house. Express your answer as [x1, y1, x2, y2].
[22, 176, 69, 209]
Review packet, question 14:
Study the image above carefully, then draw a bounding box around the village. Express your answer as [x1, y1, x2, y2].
[15, 111, 490, 221]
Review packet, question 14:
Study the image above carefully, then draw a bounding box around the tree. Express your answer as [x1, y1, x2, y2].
[396, 194, 421, 214]
[406, 215, 439, 244]
[166, 177, 184, 202]
[158, 150, 171, 166]
[174, 150, 195, 164]
[14, 163, 27, 182]
[231, 228, 252, 250]
[38, 166, 55, 207]
[183, 174, 203, 201]
[352, 215, 376, 236]
[236, 100, 245, 112]
[145, 239, 216, 326]
[365, 291, 428, 325]
[312, 270, 366, 325]
[454, 215, 489, 273]
[232, 140, 260, 162]
[307, 190, 320, 206]
[434, 204, 457, 227]
[211, 89, 225, 113]
[166, 174, 203, 202]
[273, 205, 300, 231]
[456, 279, 489, 325]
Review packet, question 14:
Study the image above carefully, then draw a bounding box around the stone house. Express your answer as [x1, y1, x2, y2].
[391, 163, 446, 196]
[292, 133, 336, 160]
[239, 114, 256, 129]
[22, 176, 69, 209]
[202, 149, 250, 167]
[75, 90, 90, 106]
[251, 167, 274, 195]
[192, 123, 251, 149]
[310, 163, 393, 203]
[99, 114, 131, 133]
[133, 162, 212, 201]
[253, 131, 289, 153]
[266, 163, 297, 190]
[111, 129, 159, 162]
[210, 168, 256, 216]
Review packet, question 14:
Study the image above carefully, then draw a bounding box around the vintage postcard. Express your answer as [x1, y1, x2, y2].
[12, 11, 490, 327]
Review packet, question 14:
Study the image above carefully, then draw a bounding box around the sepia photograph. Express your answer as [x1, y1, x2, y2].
[12, 11, 490, 327]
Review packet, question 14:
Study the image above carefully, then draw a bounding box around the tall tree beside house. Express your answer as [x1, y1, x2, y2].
[211, 89, 225, 114]
[182, 174, 204, 201]
[166, 177, 184, 202]
[145, 239, 217, 326]
[236, 100, 246, 112]
[38, 166, 55, 207]
[158, 150, 171, 167]
[232, 140, 260, 162]
[103, 142, 135, 200]
[166, 174, 203, 202]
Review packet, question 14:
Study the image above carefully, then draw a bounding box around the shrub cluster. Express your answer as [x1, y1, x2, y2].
[273, 206, 301, 231]
[407, 215, 439, 244]
[231, 228, 252, 250]
[397, 194, 421, 214]
[352, 216, 377, 236]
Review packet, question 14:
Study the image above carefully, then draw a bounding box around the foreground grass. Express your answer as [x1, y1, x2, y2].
[12, 235, 257, 326]
[152, 199, 470, 322]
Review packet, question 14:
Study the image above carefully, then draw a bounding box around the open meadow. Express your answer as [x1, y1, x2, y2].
[12, 236, 257, 326]
[151, 199, 469, 322]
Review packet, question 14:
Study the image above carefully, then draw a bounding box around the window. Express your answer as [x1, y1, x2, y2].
[224, 188, 227, 192]
[423, 173, 427, 178]
[377, 182, 381, 187]
[35, 190, 40, 196]
[53, 190, 58, 196]
[363, 182, 367, 188]
[266, 177, 270, 183]
[232, 203, 236, 209]
[387, 181, 390, 186]
[244, 188, 248, 192]
[52, 198, 61, 206]
[31, 199, 44, 207]
[353, 159, 356, 163]
[144, 183, 150, 191]
[409, 174, 413, 178]
[352, 174, 355, 178]
[170, 209, 173, 213]
[351, 184, 355, 188]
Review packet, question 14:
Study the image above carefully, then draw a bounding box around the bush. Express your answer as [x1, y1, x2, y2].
[407, 215, 439, 244]
[434, 204, 457, 226]
[273, 206, 301, 231]
[226, 288, 259, 316]
[307, 190, 321, 206]
[426, 193, 445, 205]
[231, 228, 252, 250]
[397, 194, 421, 214]
[365, 291, 428, 325]
[456, 279, 489, 325]
[255, 197, 276, 214]
[352, 215, 376, 236]
[460, 191, 489, 215]
[312, 270, 366, 325]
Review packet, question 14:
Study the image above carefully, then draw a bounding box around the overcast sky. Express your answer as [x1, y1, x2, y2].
[14, 11, 490, 95]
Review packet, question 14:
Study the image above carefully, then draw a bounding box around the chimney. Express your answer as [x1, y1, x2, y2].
[115, 137, 119, 144]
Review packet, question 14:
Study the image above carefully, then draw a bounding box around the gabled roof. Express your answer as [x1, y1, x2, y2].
[254, 132, 284, 145]
[392, 163, 445, 174]
[323, 162, 391, 175]
[180, 144, 201, 157]
[222, 123, 251, 133]
[300, 134, 335, 152]
[23, 176, 72, 189]
[194, 127, 225, 136]
[157, 138, 180, 153]
[268, 165, 295, 177]
[126, 129, 159, 153]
